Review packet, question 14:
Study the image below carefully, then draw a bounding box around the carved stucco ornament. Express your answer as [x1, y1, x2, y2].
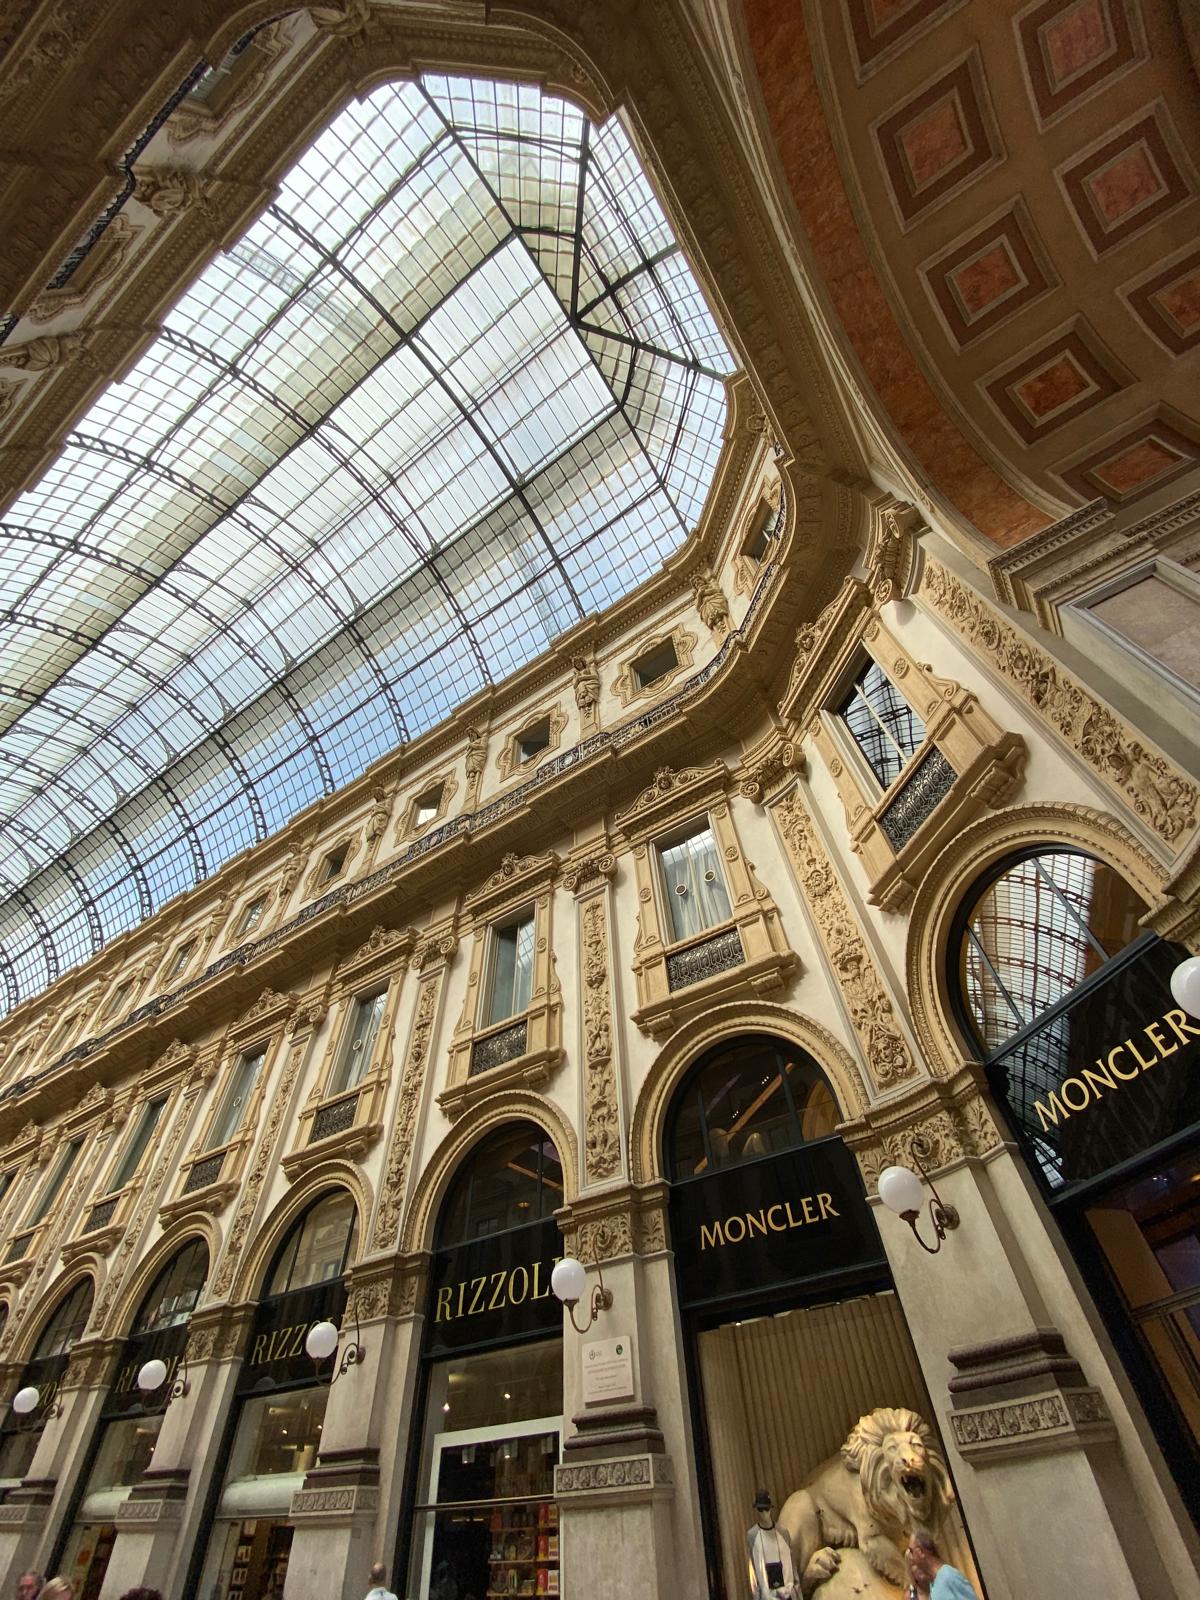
[580, 896, 620, 1183]
[921, 560, 1197, 847]
[773, 792, 916, 1089]
[371, 970, 443, 1251]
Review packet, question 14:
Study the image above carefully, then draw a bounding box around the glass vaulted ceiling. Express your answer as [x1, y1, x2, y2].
[0, 75, 734, 1013]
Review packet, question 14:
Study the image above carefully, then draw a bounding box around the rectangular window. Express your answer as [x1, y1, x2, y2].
[414, 784, 443, 827]
[657, 824, 733, 943]
[745, 502, 780, 562]
[46, 1014, 79, 1055]
[485, 913, 535, 1026]
[322, 844, 348, 883]
[837, 659, 925, 790]
[518, 722, 551, 764]
[634, 639, 678, 688]
[101, 979, 134, 1020]
[169, 939, 197, 977]
[207, 1049, 265, 1149]
[329, 991, 387, 1096]
[27, 1138, 83, 1225]
[108, 1097, 167, 1192]
[236, 896, 267, 935]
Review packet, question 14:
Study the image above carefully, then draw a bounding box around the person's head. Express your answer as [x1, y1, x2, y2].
[35, 1580, 73, 1600]
[16, 1574, 42, 1600]
[118, 1589, 163, 1600]
[370, 1566, 387, 1587]
[906, 1531, 942, 1585]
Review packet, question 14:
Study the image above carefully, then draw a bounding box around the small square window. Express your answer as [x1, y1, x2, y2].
[518, 722, 551, 764]
[634, 640, 678, 689]
[745, 503, 780, 563]
[101, 979, 135, 1020]
[322, 845, 349, 883]
[413, 784, 444, 827]
[237, 896, 267, 935]
[169, 940, 196, 978]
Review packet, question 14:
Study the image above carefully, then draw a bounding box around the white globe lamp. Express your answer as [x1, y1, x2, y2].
[877, 1165, 926, 1219]
[305, 1320, 340, 1362]
[137, 1359, 168, 1393]
[550, 1257, 587, 1307]
[1169, 955, 1200, 1019]
[11, 1386, 40, 1415]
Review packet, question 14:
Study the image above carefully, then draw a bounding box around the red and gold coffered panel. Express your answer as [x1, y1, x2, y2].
[743, 0, 1200, 535]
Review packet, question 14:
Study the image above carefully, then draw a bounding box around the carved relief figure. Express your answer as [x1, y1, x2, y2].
[776, 1408, 953, 1598]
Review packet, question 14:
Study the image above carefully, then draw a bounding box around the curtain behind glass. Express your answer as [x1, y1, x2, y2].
[658, 828, 732, 942]
[487, 915, 534, 1025]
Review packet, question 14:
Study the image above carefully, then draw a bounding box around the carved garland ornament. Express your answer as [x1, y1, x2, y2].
[580, 897, 620, 1183]
[371, 971, 443, 1251]
[774, 793, 916, 1088]
[921, 560, 1198, 846]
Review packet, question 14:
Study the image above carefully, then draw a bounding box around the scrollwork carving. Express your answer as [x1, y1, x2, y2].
[371, 973, 443, 1251]
[580, 897, 620, 1182]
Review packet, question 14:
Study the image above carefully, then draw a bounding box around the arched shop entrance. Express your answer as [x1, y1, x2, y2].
[53, 1238, 208, 1598]
[952, 848, 1200, 1521]
[400, 1120, 564, 1600]
[190, 1189, 357, 1600]
[0, 1280, 92, 1488]
[665, 1033, 981, 1600]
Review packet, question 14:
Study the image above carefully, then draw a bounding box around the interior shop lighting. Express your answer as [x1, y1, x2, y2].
[136, 1353, 191, 1408]
[10, 1384, 62, 1421]
[550, 1256, 614, 1334]
[305, 1312, 365, 1382]
[877, 1139, 960, 1256]
[1169, 955, 1200, 1019]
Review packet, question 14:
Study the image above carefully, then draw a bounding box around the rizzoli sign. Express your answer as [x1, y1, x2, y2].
[426, 1216, 562, 1355]
[671, 1136, 884, 1311]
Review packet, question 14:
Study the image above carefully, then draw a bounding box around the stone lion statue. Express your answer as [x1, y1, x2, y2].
[776, 1407, 953, 1598]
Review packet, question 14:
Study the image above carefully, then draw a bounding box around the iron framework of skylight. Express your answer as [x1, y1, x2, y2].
[0, 74, 734, 1012]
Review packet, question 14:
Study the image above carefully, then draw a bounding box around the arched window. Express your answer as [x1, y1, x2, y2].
[131, 1239, 208, 1335]
[264, 1190, 357, 1299]
[31, 1278, 93, 1360]
[666, 1034, 838, 1180]
[953, 849, 1147, 1055]
[437, 1122, 563, 1247]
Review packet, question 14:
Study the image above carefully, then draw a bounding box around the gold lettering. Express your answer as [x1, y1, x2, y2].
[784, 1201, 801, 1229]
[766, 1205, 786, 1232]
[467, 1276, 487, 1316]
[509, 1266, 529, 1304]
[488, 1271, 507, 1311]
[455, 1281, 466, 1319]
[251, 1331, 270, 1365]
[1035, 1091, 1069, 1131]
[746, 1209, 768, 1239]
[1145, 1021, 1176, 1057]
[1124, 1036, 1155, 1072]
[1164, 1008, 1200, 1045]
[700, 1221, 724, 1251]
[531, 1261, 549, 1300]
[1107, 1045, 1138, 1080]
[435, 1285, 453, 1322]
[1059, 1077, 1091, 1112]
[1081, 1062, 1115, 1098]
[818, 1193, 839, 1220]
[724, 1215, 746, 1243]
[800, 1196, 817, 1224]
[285, 1324, 307, 1359]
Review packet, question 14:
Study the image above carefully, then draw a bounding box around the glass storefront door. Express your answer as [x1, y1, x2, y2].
[60, 1413, 163, 1598]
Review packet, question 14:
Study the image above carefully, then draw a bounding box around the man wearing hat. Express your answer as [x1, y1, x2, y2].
[746, 1487, 797, 1599]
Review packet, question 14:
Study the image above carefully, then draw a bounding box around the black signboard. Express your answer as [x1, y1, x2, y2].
[986, 936, 1200, 1199]
[236, 1277, 348, 1396]
[102, 1320, 189, 1420]
[425, 1216, 562, 1357]
[670, 1136, 885, 1312]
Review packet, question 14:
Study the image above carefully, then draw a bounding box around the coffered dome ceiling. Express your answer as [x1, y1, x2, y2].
[0, 69, 732, 1009]
[743, 0, 1200, 544]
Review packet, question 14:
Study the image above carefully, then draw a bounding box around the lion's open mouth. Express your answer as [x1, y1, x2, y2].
[901, 1473, 926, 1498]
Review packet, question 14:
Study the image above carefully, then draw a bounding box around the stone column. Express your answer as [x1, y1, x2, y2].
[286, 1260, 424, 1600]
[96, 1309, 248, 1600]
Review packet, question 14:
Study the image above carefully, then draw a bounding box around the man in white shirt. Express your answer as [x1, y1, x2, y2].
[363, 1561, 399, 1600]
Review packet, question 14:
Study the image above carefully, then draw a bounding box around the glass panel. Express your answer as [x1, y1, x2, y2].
[27, 1138, 83, 1224]
[198, 1518, 294, 1600]
[838, 660, 925, 790]
[33, 1280, 93, 1358]
[265, 1191, 357, 1296]
[634, 639, 677, 686]
[329, 990, 387, 1095]
[1085, 1153, 1200, 1457]
[657, 826, 732, 943]
[208, 1050, 265, 1149]
[487, 916, 534, 1026]
[960, 852, 1147, 1054]
[226, 1388, 328, 1480]
[439, 1125, 564, 1246]
[108, 1097, 166, 1191]
[132, 1238, 208, 1334]
[81, 1413, 163, 1497]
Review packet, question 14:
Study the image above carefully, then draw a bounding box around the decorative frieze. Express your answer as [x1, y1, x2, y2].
[555, 1453, 673, 1496]
[773, 792, 917, 1090]
[949, 1389, 1112, 1462]
[921, 558, 1198, 848]
[371, 973, 444, 1251]
[580, 896, 620, 1183]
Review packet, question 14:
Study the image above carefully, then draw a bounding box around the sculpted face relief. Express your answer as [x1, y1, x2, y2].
[1034, 1006, 1200, 1131]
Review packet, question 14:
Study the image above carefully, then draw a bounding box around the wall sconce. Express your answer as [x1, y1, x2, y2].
[136, 1355, 190, 1409]
[550, 1256, 613, 1334]
[1170, 955, 1200, 1019]
[10, 1385, 62, 1424]
[878, 1145, 959, 1256]
[305, 1313, 364, 1382]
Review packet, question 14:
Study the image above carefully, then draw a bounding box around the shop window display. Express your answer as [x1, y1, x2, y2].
[0, 1279, 92, 1483]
